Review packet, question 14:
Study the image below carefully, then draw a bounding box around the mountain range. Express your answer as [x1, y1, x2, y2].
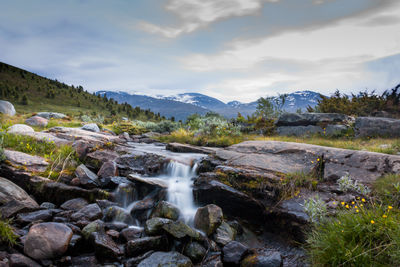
[97, 90, 323, 121]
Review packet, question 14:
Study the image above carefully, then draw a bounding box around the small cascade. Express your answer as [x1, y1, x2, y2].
[114, 183, 137, 208]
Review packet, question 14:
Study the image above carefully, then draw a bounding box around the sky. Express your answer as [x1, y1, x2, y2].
[0, 0, 399, 103]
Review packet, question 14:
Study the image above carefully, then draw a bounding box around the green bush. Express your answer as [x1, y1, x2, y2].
[306, 204, 400, 266]
[0, 218, 17, 245]
[112, 121, 147, 135]
[373, 174, 400, 207]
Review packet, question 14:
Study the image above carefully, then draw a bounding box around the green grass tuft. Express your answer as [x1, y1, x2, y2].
[0, 217, 17, 246]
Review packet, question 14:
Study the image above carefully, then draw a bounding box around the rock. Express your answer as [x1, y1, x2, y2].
[276, 125, 323, 137]
[25, 116, 48, 127]
[81, 123, 100, 133]
[14, 131, 71, 146]
[9, 253, 41, 267]
[104, 221, 128, 232]
[145, 217, 172, 236]
[0, 177, 39, 218]
[103, 206, 133, 224]
[36, 112, 67, 119]
[70, 255, 98, 266]
[106, 229, 119, 239]
[162, 220, 202, 240]
[126, 236, 168, 257]
[107, 176, 133, 190]
[137, 251, 193, 267]
[166, 143, 217, 154]
[202, 254, 224, 267]
[90, 231, 122, 260]
[222, 241, 249, 266]
[7, 124, 35, 134]
[120, 227, 143, 241]
[71, 203, 102, 221]
[82, 219, 104, 239]
[72, 140, 90, 159]
[60, 198, 88, 211]
[97, 161, 118, 180]
[276, 113, 350, 126]
[355, 117, 400, 137]
[151, 201, 181, 221]
[184, 242, 207, 263]
[117, 152, 167, 176]
[16, 209, 53, 225]
[194, 204, 223, 236]
[128, 174, 168, 191]
[40, 202, 56, 209]
[213, 222, 236, 246]
[0, 100, 16, 116]
[240, 250, 282, 267]
[86, 149, 119, 170]
[325, 124, 348, 136]
[3, 149, 49, 172]
[69, 234, 83, 251]
[24, 222, 73, 260]
[75, 164, 100, 189]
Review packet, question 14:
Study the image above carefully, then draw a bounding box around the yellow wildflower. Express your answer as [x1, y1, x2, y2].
[362, 198, 366, 202]
[354, 206, 358, 209]
[345, 205, 349, 209]
[351, 201, 355, 205]
[388, 206, 393, 210]
[360, 204, 363, 207]
[371, 220, 375, 224]
[383, 214, 387, 218]
[317, 158, 320, 162]
[341, 202, 345, 206]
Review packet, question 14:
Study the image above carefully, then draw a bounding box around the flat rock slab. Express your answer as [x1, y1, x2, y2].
[218, 141, 400, 184]
[166, 143, 218, 154]
[4, 149, 49, 173]
[128, 174, 168, 189]
[355, 117, 400, 138]
[48, 127, 120, 144]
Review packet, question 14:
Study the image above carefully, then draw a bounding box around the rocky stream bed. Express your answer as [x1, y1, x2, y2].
[0, 125, 400, 266]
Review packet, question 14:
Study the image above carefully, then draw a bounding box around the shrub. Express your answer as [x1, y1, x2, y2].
[303, 195, 327, 223]
[306, 204, 400, 266]
[279, 172, 318, 200]
[112, 121, 147, 135]
[337, 173, 371, 195]
[0, 217, 17, 245]
[373, 174, 400, 207]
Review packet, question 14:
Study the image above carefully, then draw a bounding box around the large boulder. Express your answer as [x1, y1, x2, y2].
[213, 221, 237, 246]
[24, 222, 73, 260]
[75, 164, 100, 188]
[71, 203, 102, 221]
[126, 236, 168, 257]
[7, 124, 34, 134]
[0, 100, 16, 116]
[9, 253, 41, 267]
[25, 116, 48, 127]
[276, 125, 322, 137]
[36, 112, 66, 119]
[184, 242, 207, 263]
[194, 204, 223, 236]
[0, 177, 39, 218]
[3, 149, 49, 172]
[81, 123, 100, 133]
[138, 251, 193, 267]
[86, 150, 119, 170]
[276, 113, 350, 126]
[97, 161, 118, 180]
[90, 231, 122, 260]
[222, 241, 249, 266]
[145, 217, 172, 236]
[16, 209, 54, 225]
[241, 250, 283, 267]
[151, 201, 181, 221]
[117, 151, 167, 176]
[355, 117, 400, 138]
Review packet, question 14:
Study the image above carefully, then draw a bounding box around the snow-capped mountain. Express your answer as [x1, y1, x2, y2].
[97, 90, 322, 120]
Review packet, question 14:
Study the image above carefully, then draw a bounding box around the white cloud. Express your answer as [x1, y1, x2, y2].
[139, 0, 279, 38]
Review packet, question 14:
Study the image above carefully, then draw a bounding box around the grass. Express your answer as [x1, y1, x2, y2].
[279, 171, 318, 200]
[373, 174, 400, 207]
[0, 217, 17, 246]
[306, 203, 400, 266]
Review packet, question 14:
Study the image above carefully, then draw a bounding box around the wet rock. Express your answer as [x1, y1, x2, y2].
[103, 206, 133, 225]
[355, 117, 400, 138]
[7, 124, 34, 134]
[137, 251, 193, 267]
[82, 219, 104, 240]
[75, 164, 100, 189]
[24, 222, 73, 260]
[240, 250, 282, 267]
[16, 209, 53, 225]
[0, 177, 39, 218]
[125, 251, 154, 267]
[60, 198, 89, 211]
[202, 254, 224, 267]
[40, 202, 56, 209]
[86, 149, 119, 171]
[97, 161, 118, 180]
[222, 241, 249, 266]
[162, 220, 202, 240]
[213, 222, 236, 246]
[145, 217, 172, 236]
[4, 149, 49, 172]
[81, 123, 100, 133]
[151, 201, 181, 221]
[126, 236, 168, 257]
[71, 203, 102, 221]
[184, 242, 207, 263]
[36, 112, 67, 119]
[194, 204, 223, 236]
[0, 100, 16, 115]
[106, 229, 119, 239]
[25, 116, 48, 127]
[90, 231, 122, 261]
[107, 176, 132, 189]
[97, 199, 119, 210]
[120, 227, 143, 241]
[105, 222, 128, 232]
[68, 234, 83, 251]
[70, 255, 98, 267]
[128, 174, 168, 194]
[9, 253, 41, 267]
[117, 152, 167, 176]
[166, 143, 217, 154]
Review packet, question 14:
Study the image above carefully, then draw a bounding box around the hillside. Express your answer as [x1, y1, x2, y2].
[0, 62, 160, 122]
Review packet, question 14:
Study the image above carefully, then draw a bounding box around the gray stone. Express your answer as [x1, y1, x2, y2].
[213, 221, 236, 246]
[222, 241, 249, 266]
[40, 202, 56, 209]
[81, 123, 100, 133]
[97, 161, 118, 179]
[166, 142, 217, 154]
[60, 198, 88, 211]
[241, 250, 282, 267]
[9, 253, 41, 267]
[4, 149, 49, 172]
[117, 152, 167, 176]
[103, 206, 133, 224]
[7, 124, 34, 134]
[145, 217, 172, 236]
[184, 242, 207, 263]
[75, 164, 100, 189]
[276, 125, 323, 136]
[0, 177, 39, 218]
[71, 203, 102, 221]
[0, 100, 16, 116]
[36, 112, 67, 119]
[325, 124, 348, 136]
[24, 222, 73, 260]
[82, 219, 104, 240]
[120, 227, 143, 241]
[194, 204, 223, 236]
[126, 236, 167, 257]
[162, 220, 202, 240]
[151, 201, 181, 221]
[17, 209, 53, 225]
[128, 174, 168, 189]
[91, 231, 122, 260]
[86, 149, 119, 170]
[137, 251, 193, 267]
[355, 117, 400, 137]
[25, 116, 48, 127]
[276, 112, 350, 126]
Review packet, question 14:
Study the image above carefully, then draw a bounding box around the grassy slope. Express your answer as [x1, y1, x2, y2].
[0, 62, 159, 121]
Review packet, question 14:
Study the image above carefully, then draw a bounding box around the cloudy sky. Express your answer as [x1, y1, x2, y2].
[1, 0, 399, 102]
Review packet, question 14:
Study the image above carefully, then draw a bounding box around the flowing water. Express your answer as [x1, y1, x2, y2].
[114, 143, 205, 225]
